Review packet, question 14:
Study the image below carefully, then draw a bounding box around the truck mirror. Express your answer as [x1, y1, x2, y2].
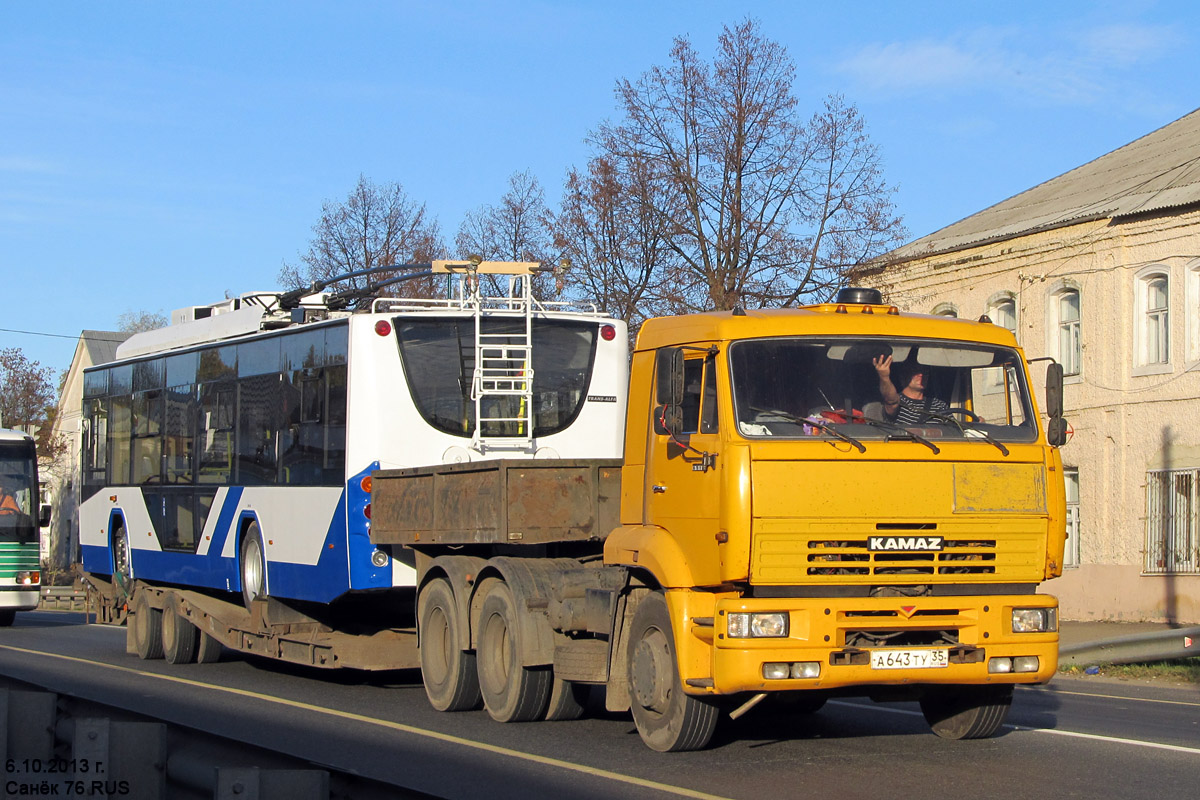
[653, 404, 684, 437]
[1045, 362, 1064, 419]
[655, 347, 685, 407]
[1046, 417, 1067, 447]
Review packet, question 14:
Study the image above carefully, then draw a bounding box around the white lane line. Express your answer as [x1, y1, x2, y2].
[829, 699, 1200, 755]
[1032, 687, 1200, 709]
[0, 644, 733, 800]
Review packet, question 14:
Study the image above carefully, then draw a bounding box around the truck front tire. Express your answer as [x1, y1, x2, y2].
[920, 685, 1013, 739]
[419, 578, 481, 712]
[627, 591, 719, 752]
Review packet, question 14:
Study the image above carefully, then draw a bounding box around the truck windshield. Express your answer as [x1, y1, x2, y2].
[729, 337, 1038, 445]
[0, 441, 38, 541]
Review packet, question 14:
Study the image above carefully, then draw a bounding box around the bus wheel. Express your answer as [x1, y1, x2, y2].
[239, 523, 266, 611]
[113, 525, 132, 586]
[627, 591, 719, 752]
[131, 592, 163, 660]
[0, 609, 15, 627]
[545, 675, 589, 721]
[161, 597, 199, 665]
[475, 580, 551, 722]
[919, 685, 1013, 739]
[418, 578, 480, 712]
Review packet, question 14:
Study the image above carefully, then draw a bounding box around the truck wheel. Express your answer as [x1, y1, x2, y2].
[196, 631, 223, 663]
[0, 609, 15, 627]
[475, 580, 551, 722]
[419, 578, 481, 712]
[627, 591, 719, 752]
[240, 523, 266, 611]
[920, 685, 1013, 739]
[545, 676, 589, 721]
[132, 592, 164, 660]
[161, 597, 199, 665]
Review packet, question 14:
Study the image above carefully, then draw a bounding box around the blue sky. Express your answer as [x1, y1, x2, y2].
[2, 0, 1196, 377]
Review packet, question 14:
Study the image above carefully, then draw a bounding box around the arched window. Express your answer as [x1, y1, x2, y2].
[987, 293, 1017, 336]
[1135, 268, 1171, 368]
[1187, 259, 1200, 363]
[1048, 287, 1081, 377]
[932, 302, 958, 318]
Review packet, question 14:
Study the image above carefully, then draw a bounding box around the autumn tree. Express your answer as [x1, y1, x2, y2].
[0, 347, 60, 457]
[280, 175, 445, 300]
[117, 309, 168, 333]
[577, 18, 906, 313]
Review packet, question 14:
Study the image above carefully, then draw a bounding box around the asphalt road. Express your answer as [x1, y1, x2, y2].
[2, 610, 1197, 799]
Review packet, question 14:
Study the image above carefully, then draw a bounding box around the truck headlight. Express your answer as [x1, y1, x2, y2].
[728, 612, 789, 638]
[1012, 607, 1057, 633]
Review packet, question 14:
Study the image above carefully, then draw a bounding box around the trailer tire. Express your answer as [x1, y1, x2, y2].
[132, 592, 163, 660]
[545, 676, 589, 721]
[240, 523, 266, 611]
[419, 578, 481, 712]
[919, 685, 1013, 739]
[627, 591, 719, 752]
[196, 631, 223, 663]
[161, 597, 199, 665]
[475, 580, 551, 722]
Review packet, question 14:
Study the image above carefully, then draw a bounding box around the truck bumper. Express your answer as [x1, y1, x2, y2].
[705, 593, 1058, 694]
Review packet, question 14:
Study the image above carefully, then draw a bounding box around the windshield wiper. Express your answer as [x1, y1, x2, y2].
[855, 416, 940, 454]
[751, 408, 867, 453]
[921, 411, 1010, 456]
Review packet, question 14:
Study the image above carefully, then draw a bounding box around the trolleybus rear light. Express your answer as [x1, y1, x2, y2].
[374, 320, 392, 337]
[363, 503, 371, 520]
[600, 324, 617, 341]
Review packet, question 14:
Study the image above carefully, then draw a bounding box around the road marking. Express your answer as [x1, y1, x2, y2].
[1029, 686, 1200, 709]
[829, 699, 1200, 755]
[0, 644, 733, 800]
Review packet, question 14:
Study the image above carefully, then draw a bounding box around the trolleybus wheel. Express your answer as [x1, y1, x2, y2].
[239, 523, 266, 611]
[627, 591, 719, 752]
[0, 609, 15, 627]
[112, 524, 132, 585]
[132, 592, 164, 660]
[919, 685, 1013, 739]
[161, 596, 199, 665]
[475, 579, 551, 722]
[418, 577, 481, 712]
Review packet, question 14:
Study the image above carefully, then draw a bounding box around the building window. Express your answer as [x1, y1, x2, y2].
[988, 295, 1017, 335]
[1135, 269, 1170, 369]
[1050, 288, 1081, 377]
[931, 302, 957, 318]
[1144, 468, 1198, 575]
[1063, 468, 1080, 568]
[1186, 260, 1200, 363]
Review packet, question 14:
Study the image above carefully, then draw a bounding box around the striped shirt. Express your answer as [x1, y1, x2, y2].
[889, 394, 949, 425]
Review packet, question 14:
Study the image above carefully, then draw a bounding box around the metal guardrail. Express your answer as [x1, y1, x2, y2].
[1059, 625, 1200, 666]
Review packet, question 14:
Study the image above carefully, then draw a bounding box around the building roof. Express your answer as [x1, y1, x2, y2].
[78, 330, 132, 367]
[892, 108, 1200, 260]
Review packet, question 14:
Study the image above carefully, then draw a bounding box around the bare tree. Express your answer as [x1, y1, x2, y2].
[117, 309, 168, 333]
[280, 175, 445, 299]
[583, 18, 906, 313]
[0, 347, 61, 458]
[455, 171, 558, 298]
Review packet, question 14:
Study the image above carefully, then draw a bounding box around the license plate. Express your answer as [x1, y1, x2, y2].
[870, 648, 949, 670]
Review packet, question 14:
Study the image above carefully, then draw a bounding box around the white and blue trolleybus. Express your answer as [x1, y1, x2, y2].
[79, 260, 627, 664]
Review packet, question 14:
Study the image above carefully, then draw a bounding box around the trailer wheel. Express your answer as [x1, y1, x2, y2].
[161, 597, 199, 665]
[627, 591, 719, 752]
[919, 685, 1013, 739]
[196, 631, 223, 663]
[240, 523, 266, 611]
[419, 578, 481, 712]
[131, 592, 163, 660]
[0, 610, 15, 627]
[545, 676, 589, 721]
[475, 580, 551, 722]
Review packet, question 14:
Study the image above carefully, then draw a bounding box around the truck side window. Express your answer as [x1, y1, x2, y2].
[700, 354, 719, 434]
[679, 359, 703, 433]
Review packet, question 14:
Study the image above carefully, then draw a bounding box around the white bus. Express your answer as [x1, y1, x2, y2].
[78, 261, 627, 611]
[0, 429, 47, 625]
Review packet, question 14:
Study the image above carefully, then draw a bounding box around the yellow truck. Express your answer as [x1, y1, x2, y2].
[371, 287, 1068, 751]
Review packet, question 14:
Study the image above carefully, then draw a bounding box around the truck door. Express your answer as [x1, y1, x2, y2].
[644, 348, 723, 585]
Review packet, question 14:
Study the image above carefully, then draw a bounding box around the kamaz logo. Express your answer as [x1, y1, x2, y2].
[868, 536, 944, 552]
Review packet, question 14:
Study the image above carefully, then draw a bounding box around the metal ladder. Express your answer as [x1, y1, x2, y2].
[467, 269, 536, 453]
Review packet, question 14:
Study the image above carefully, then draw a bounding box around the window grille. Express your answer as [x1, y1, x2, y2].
[1144, 468, 1199, 574]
